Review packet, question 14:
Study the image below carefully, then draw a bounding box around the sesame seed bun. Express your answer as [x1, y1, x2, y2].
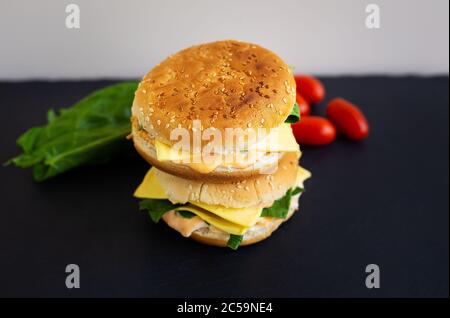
[153, 152, 301, 208]
[188, 193, 300, 248]
[132, 40, 297, 147]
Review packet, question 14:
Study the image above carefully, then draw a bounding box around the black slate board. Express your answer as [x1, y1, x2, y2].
[0, 77, 448, 298]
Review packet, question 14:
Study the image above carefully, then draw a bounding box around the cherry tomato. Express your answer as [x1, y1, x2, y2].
[294, 75, 325, 104]
[291, 116, 336, 146]
[326, 98, 369, 141]
[296, 94, 311, 116]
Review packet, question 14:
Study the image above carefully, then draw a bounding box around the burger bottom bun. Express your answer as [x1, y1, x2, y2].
[183, 193, 300, 248]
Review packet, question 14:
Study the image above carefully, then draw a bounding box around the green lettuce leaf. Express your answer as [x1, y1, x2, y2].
[177, 210, 196, 219]
[291, 187, 304, 196]
[139, 199, 196, 222]
[139, 199, 244, 250]
[8, 82, 139, 181]
[284, 102, 300, 123]
[227, 234, 243, 250]
[260, 187, 304, 219]
[139, 199, 182, 223]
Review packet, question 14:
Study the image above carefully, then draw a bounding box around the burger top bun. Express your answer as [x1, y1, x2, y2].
[132, 40, 297, 147]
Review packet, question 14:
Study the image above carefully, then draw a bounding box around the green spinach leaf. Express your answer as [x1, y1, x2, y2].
[284, 102, 300, 124]
[139, 199, 181, 223]
[227, 234, 243, 250]
[177, 210, 196, 219]
[8, 82, 138, 181]
[260, 187, 303, 219]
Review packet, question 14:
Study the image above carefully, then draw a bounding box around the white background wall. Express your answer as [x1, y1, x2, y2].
[0, 0, 448, 79]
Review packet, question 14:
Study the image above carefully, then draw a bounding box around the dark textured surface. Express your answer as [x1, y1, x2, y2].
[0, 77, 448, 298]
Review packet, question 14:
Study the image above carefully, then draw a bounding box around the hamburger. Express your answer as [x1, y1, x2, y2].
[131, 40, 310, 249]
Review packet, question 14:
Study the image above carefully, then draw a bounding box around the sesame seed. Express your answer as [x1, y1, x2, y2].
[244, 186, 250, 191]
[165, 124, 170, 128]
[247, 123, 252, 128]
[157, 120, 161, 125]
[282, 97, 288, 104]
[170, 119, 175, 123]
[261, 118, 265, 124]
[142, 89, 147, 94]
[149, 124, 154, 129]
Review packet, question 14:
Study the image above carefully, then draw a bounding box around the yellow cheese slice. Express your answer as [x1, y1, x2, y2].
[185, 161, 221, 174]
[173, 206, 248, 235]
[190, 201, 262, 227]
[133, 168, 167, 199]
[154, 123, 300, 163]
[253, 124, 300, 153]
[296, 166, 312, 186]
[133, 166, 310, 234]
[155, 140, 221, 173]
[155, 140, 191, 162]
[134, 168, 262, 228]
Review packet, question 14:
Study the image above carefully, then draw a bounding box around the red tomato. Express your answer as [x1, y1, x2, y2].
[291, 116, 336, 146]
[296, 94, 311, 116]
[326, 98, 369, 141]
[294, 75, 325, 104]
